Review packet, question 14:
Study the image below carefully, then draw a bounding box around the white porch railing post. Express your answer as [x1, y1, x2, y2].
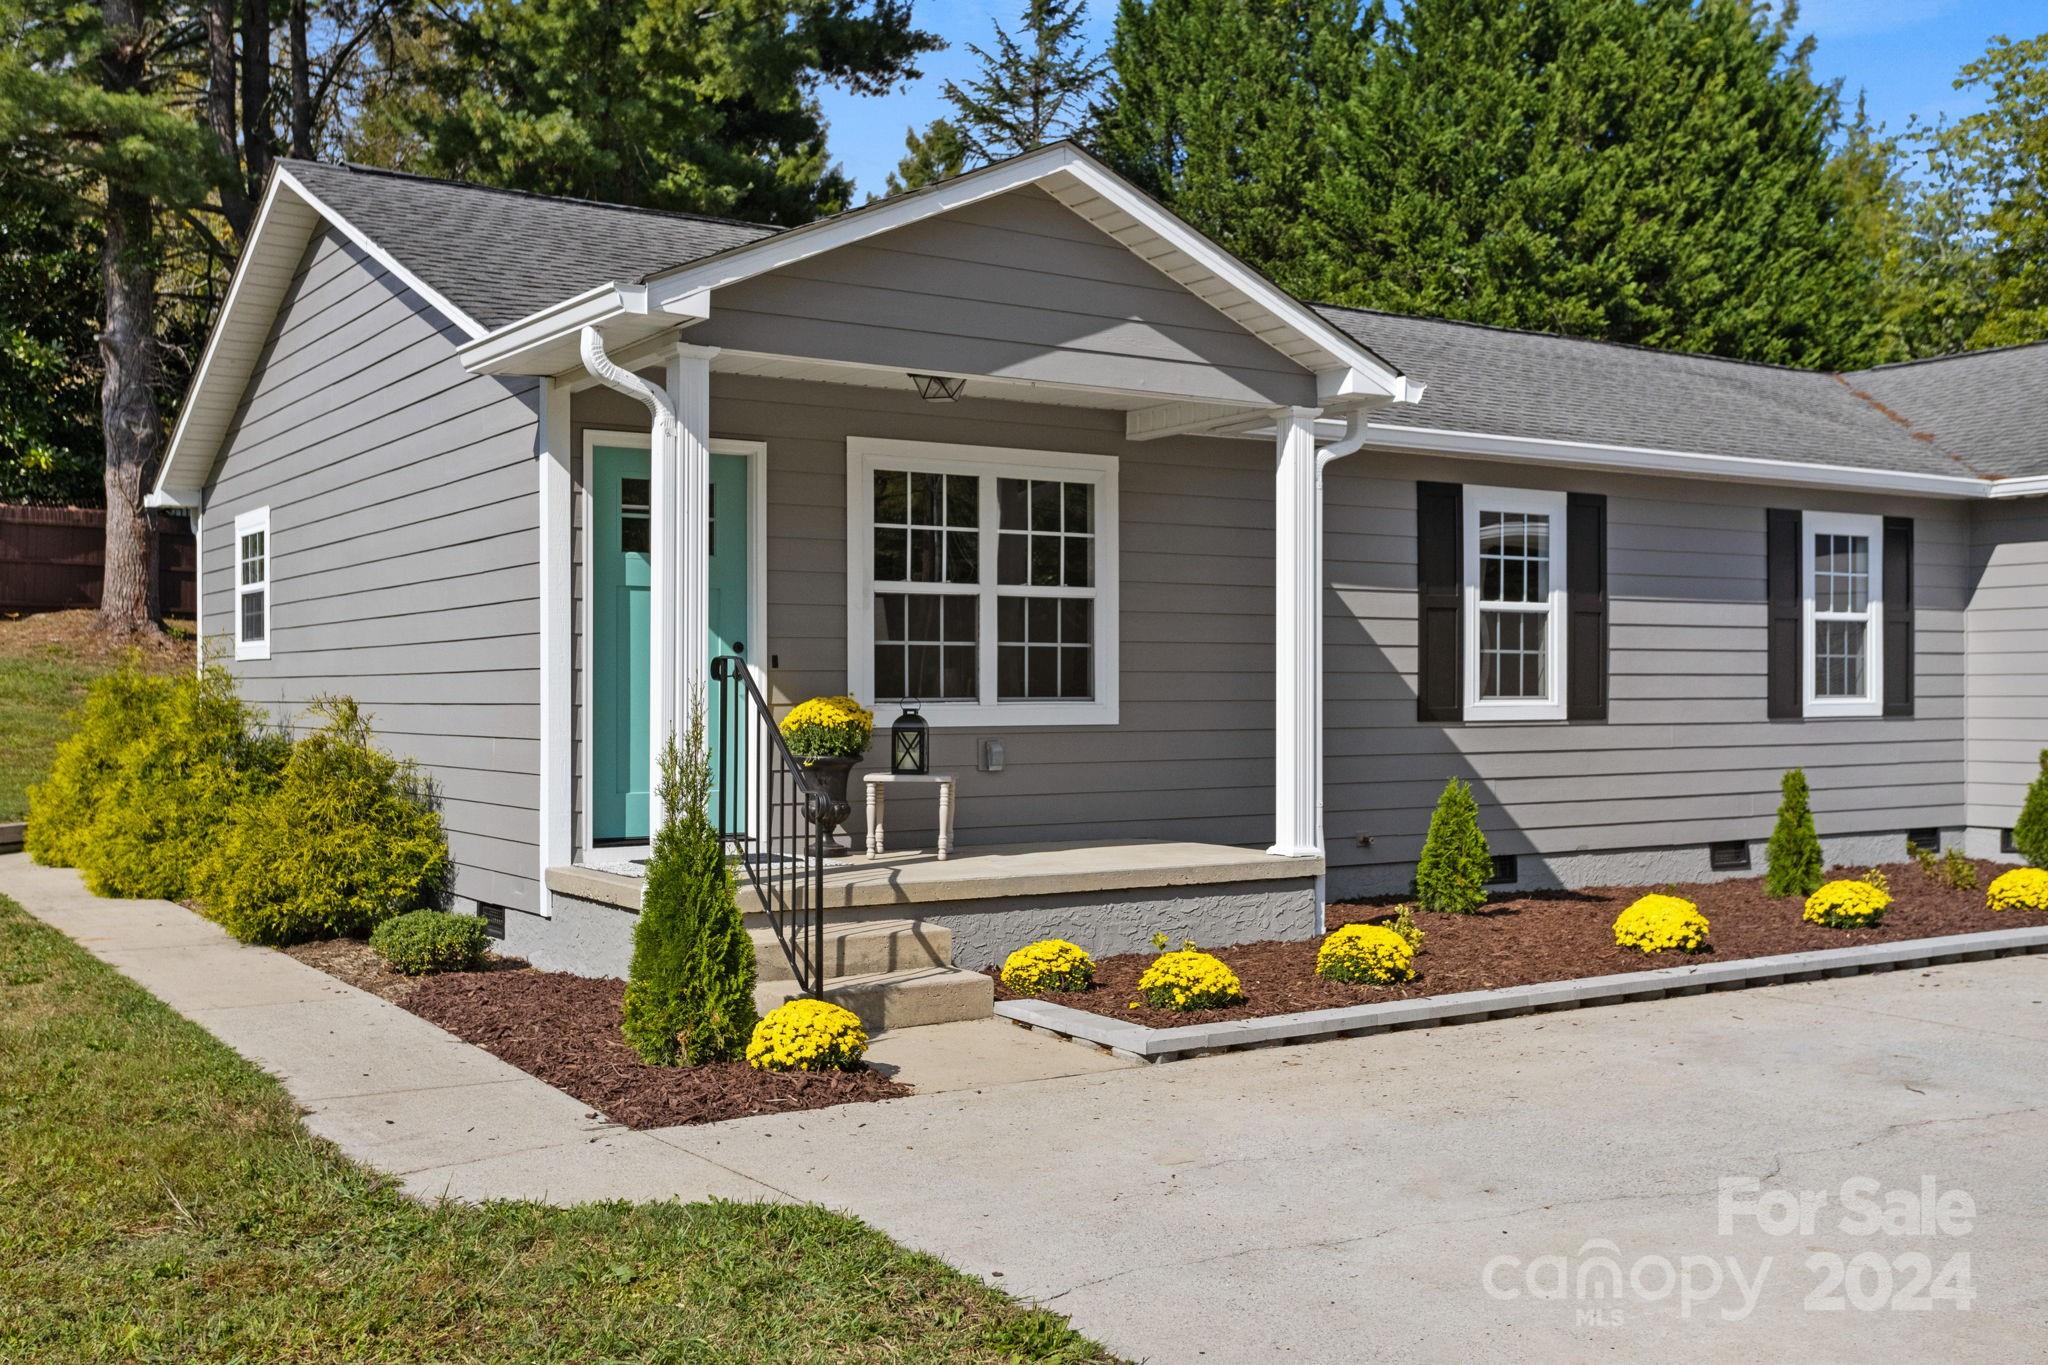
[1272, 406, 1324, 859]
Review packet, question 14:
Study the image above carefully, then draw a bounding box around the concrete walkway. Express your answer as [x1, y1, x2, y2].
[10, 852, 2047, 1362]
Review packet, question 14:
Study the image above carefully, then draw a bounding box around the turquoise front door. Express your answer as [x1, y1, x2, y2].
[590, 446, 751, 843]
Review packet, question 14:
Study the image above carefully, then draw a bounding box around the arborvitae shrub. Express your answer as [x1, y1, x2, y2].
[26, 661, 176, 869]
[195, 698, 447, 944]
[1414, 777, 1493, 914]
[74, 665, 287, 900]
[371, 909, 488, 975]
[1764, 768, 1826, 898]
[2014, 750, 2048, 869]
[621, 704, 758, 1066]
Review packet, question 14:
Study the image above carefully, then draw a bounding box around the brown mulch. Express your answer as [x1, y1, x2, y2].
[401, 970, 909, 1129]
[278, 936, 527, 1006]
[992, 858, 2048, 1029]
[0, 607, 195, 668]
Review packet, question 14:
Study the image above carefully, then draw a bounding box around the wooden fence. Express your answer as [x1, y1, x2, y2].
[0, 504, 197, 616]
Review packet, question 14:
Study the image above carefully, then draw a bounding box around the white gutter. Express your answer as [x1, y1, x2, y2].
[461, 283, 710, 376]
[1985, 475, 2048, 499]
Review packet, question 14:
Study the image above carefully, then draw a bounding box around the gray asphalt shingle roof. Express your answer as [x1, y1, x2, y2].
[282, 160, 778, 331]
[1842, 344, 2048, 480]
[283, 159, 2042, 482]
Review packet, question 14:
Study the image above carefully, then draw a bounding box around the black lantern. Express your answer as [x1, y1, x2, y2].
[891, 702, 929, 775]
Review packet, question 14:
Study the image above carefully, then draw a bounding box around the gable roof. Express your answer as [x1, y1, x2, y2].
[1318, 305, 1984, 484]
[1843, 342, 2048, 480]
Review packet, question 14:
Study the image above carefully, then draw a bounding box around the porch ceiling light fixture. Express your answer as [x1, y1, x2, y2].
[909, 372, 967, 403]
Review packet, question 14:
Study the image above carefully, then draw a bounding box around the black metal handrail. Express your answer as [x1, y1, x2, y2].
[709, 655, 827, 998]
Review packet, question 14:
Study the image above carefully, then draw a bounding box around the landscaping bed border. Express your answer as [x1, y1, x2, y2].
[994, 923, 2048, 1062]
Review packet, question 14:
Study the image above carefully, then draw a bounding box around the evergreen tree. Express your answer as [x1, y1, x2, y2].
[621, 707, 759, 1066]
[942, 0, 1105, 165]
[1414, 777, 1493, 915]
[0, 181, 103, 504]
[1093, 0, 1370, 283]
[368, 0, 939, 222]
[1302, 0, 1887, 368]
[884, 118, 970, 195]
[2012, 751, 2048, 870]
[1764, 768, 1825, 898]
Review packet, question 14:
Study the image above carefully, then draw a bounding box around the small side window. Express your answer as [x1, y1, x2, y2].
[234, 507, 271, 661]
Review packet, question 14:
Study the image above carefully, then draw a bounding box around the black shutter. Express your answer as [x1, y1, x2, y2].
[1766, 508, 1802, 720]
[1883, 516, 1914, 716]
[1566, 492, 1608, 722]
[1416, 481, 1462, 723]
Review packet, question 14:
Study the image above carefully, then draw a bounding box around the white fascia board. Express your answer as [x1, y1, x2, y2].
[1359, 423, 1994, 500]
[458, 283, 711, 376]
[1984, 475, 2048, 500]
[276, 167, 489, 341]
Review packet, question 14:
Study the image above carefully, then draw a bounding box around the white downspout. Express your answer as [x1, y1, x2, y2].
[1312, 413, 1373, 930]
[579, 326, 679, 835]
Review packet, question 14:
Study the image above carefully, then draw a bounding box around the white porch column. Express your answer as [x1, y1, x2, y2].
[1271, 406, 1324, 859]
[536, 377, 574, 903]
[654, 343, 718, 821]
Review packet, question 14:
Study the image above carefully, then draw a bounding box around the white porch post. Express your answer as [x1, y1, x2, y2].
[1272, 406, 1324, 861]
[536, 376, 574, 904]
[654, 343, 718, 826]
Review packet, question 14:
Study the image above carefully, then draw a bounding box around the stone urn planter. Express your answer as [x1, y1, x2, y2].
[798, 753, 860, 858]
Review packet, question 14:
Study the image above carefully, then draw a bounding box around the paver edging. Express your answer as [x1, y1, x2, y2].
[994, 924, 2048, 1062]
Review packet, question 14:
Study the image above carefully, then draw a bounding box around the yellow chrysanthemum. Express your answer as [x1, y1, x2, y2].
[999, 939, 1095, 995]
[1315, 923, 1417, 983]
[778, 696, 874, 759]
[1987, 867, 2048, 913]
[1803, 879, 1891, 929]
[1612, 893, 1710, 954]
[1134, 949, 1243, 1012]
[746, 999, 869, 1072]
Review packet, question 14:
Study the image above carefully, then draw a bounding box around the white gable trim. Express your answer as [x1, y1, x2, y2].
[147, 167, 489, 509]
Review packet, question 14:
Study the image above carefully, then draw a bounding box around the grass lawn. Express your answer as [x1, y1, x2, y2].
[0, 611, 194, 821]
[0, 894, 1115, 1362]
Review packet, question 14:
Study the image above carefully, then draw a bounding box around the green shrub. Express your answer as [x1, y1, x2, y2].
[1414, 777, 1492, 914]
[26, 662, 176, 869]
[2014, 750, 2048, 869]
[73, 666, 287, 900]
[621, 704, 758, 1066]
[195, 698, 447, 945]
[371, 909, 488, 975]
[1940, 847, 1979, 891]
[1764, 768, 1825, 899]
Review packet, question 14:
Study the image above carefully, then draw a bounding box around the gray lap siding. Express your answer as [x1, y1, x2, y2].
[1324, 452, 1969, 896]
[198, 227, 544, 915]
[1965, 499, 2048, 845]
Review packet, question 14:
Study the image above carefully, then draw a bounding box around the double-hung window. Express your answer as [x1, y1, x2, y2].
[848, 437, 1118, 726]
[233, 506, 271, 661]
[1802, 511, 1882, 717]
[1462, 486, 1567, 721]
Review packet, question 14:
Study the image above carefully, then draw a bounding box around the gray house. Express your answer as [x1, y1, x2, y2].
[148, 142, 2048, 1020]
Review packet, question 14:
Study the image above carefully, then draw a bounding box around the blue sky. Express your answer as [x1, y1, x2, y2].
[816, 0, 2046, 198]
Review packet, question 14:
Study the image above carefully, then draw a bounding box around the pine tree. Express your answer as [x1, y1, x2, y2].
[621, 705, 758, 1066]
[1414, 778, 1493, 915]
[1765, 768, 1826, 898]
[2012, 751, 2048, 870]
[884, 118, 970, 195]
[939, 0, 1105, 166]
[1093, 0, 1370, 284]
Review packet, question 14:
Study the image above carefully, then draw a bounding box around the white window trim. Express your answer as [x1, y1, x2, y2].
[1461, 485, 1568, 723]
[233, 506, 271, 661]
[846, 436, 1120, 728]
[1801, 509, 1884, 719]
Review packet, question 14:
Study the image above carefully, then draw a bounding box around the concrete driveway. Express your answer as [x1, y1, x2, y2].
[663, 956, 2048, 1363]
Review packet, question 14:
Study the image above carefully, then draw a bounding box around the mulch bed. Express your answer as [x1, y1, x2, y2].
[402, 970, 909, 1129]
[991, 858, 2048, 1030]
[279, 936, 529, 1006]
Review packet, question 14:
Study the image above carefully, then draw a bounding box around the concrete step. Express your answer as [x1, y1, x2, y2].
[754, 966, 994, 1034]
[750, 918, 952, 983]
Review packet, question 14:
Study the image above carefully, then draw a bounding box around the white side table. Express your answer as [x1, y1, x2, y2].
[864, 773, 956, 860]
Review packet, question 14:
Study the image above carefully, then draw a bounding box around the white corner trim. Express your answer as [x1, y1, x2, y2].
[536, 378, 573, 910]
[1361, 422, 1993, 499]
[1460, 484, 1569, 723]
[231, 505, 272, 662]
[845, 434, 1121, 728]
[1801, 509, 1885, 719]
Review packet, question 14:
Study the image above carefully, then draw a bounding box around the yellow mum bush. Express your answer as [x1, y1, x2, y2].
[745, 999, 869, 1072]
[1612, 893, 1710, 954]
[778, 695, 874, 760]
[1135, 949, 1243, 1011]
[1000, 939, 1095, 995]
[1986, 867, 2048, 913]
[1803, 879, 1892, 929]
[1315, 923, 1417, 983]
